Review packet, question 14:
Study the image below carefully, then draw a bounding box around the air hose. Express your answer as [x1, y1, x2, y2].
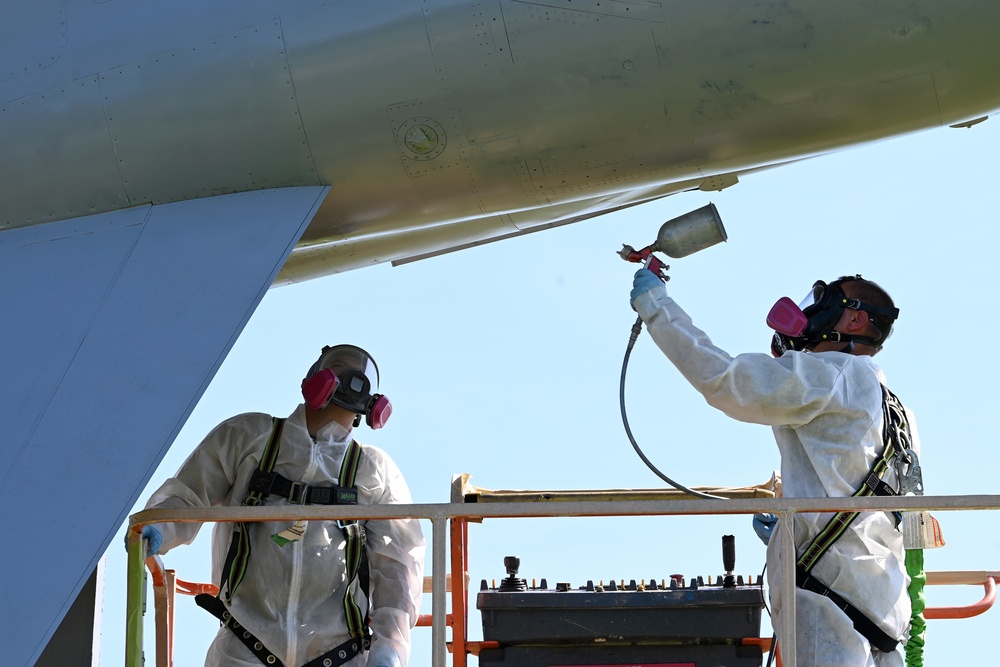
[620, 315, 725, 500]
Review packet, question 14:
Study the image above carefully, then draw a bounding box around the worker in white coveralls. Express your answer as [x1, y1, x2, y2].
[629, 269, 918, 667]
[134, 344, 425, 667]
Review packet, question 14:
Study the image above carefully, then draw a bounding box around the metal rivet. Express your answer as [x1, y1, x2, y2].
[267, 657, 276, 665]
[339, 650, 347, 659]
[222, 612, 231, 621]
[232, 621, 240, 629]
[254, 642, 263, 650]
[243, 632, 251, 639]
[323, 660, 332, 667]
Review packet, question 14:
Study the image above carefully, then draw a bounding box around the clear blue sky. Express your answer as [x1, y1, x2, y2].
[102, 116, 1000, 665]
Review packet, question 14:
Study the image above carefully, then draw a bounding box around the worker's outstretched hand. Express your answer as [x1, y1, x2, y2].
[367, 640, 401, 667]
[124, 525, 163, 557]
[752, 513, 778, 545]
[630, 268, 664, 308]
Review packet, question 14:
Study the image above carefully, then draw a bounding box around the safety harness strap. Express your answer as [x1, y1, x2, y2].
[792, 385, 912, 652]
[195, 593, 363, 667]
[248, 469, 360, 506]
[337, 440, 372, 647]
[219, 417, 287, 602]
[213, 420, 371, 656]
[796, 385, 904, 571]
[196, 592, 286, 666]
[796, 565, 899, 653]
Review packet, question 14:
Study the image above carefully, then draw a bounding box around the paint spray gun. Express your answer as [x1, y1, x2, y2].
[618, 244, 671, 282]
[618, 203, 728, 498]
[618, 202, 727, 278]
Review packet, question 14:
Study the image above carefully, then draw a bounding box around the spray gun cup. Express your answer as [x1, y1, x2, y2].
[654, 203, 727, 258]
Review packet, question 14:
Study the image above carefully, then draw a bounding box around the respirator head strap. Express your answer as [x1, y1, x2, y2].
[843, 296, 899, 322]
[812, 331, 883, 355]
[769, 274, 898, 356]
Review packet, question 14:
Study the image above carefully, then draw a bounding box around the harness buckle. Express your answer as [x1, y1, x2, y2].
[288, 481, 309, 504]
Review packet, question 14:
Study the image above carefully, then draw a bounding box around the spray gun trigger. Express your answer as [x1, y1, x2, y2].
[644, 254, 670, 282]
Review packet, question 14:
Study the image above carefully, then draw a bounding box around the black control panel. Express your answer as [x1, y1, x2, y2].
[475, 537, 766, 667]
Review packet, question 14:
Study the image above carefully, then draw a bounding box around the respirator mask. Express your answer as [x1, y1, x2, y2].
[767, 276, 898, 357]
[301, 344, 392, 429]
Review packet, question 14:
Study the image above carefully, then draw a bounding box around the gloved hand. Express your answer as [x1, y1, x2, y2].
[752, 513, 778, 545]
[124, 525, 163, 557]
[630, 268, 664, 307]
[366, 640, 401, 667]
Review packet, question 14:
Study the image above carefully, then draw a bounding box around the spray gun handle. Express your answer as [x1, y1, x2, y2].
[619, 244, 670, 281]
[643, 253, 670, 282]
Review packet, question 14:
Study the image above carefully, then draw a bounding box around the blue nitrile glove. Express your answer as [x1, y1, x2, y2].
[752, 513, 778, 545]
[366, 640, 401, 667]
[124, 525, 163, 557]
[630, 268, 664, 307]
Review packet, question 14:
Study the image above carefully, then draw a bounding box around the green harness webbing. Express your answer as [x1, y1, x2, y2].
[797, 386, 907, 571]
[209, 417, 372, 658]
[794, 385, 910, 653]
[796, 386, 909, 572]
[221, 417, 287, 602]
[335, 437, 370, 644]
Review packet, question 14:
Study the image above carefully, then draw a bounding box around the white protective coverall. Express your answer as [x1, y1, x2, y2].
[145, 404, 426, 667]
[632, 285, 916, 667]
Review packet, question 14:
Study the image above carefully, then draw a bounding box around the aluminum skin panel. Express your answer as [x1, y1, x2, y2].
[101, 20, 319, 206]
[0, 0, 66, 82]
[0, 76, 127, 227]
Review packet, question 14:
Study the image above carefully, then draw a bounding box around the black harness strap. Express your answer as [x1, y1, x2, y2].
[196, 593, 285, 666]
[792, 385, 911, 653]
[796, 565, 900, 653]
[195, 593, 363, 667]
[249, 469, 360, 506]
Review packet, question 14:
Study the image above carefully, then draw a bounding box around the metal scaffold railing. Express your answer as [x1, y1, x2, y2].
[126, 491, 1000, 667]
